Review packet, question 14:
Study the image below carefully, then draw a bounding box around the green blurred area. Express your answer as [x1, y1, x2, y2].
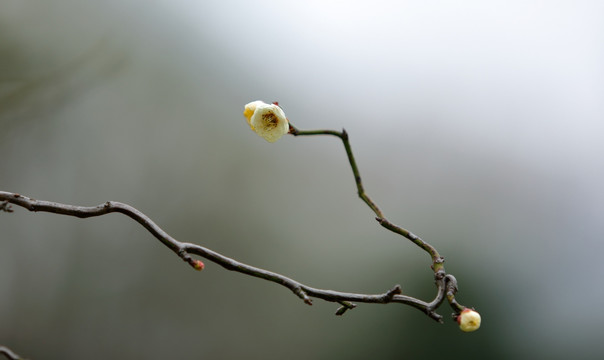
[2, 1, 604, 359]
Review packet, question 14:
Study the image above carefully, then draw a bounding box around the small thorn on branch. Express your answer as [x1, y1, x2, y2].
[385, 284, 402, 301]
[341, 128, 348, 140]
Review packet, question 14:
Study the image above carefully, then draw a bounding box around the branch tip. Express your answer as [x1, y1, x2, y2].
[388, 284, 403, 296]
[341, 128, 348, 139]
[335, 306, 348, 316]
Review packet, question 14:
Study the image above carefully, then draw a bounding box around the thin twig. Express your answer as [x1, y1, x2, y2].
[289, 123, 467, 312]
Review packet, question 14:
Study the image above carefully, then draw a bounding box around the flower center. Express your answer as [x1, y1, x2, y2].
[262, 112, 279, 129]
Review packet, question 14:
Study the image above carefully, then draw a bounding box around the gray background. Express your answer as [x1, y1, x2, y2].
[1, 1, 603, 359]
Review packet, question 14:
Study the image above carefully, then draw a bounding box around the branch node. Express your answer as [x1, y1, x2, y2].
[288, 123, 297, 135]
[434, 269, 446, 281]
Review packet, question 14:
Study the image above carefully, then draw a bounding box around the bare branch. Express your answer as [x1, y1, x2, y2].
[289, 123, 471, 314]
[1, 191, 446, 321]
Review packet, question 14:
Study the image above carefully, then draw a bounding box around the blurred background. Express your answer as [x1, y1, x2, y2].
[1, 0, 603, 358]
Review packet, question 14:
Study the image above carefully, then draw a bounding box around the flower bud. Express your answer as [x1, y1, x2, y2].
[457, 308, 481, 332]
[193, 260, 205, 271]
[243, 101, 290, 142]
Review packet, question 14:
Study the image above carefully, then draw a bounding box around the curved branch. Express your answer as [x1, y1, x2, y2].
[289, 123, 469, 314]
[1, 192, 444, 321]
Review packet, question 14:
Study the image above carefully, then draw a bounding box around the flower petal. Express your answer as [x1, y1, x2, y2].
[243, 100, 265, 128]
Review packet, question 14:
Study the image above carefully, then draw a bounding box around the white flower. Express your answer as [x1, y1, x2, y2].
[458, 308, 481, 332]
[243, 101, 290, 143]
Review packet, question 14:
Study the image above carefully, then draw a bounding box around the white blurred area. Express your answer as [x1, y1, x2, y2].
[1, 1, 603, 359]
